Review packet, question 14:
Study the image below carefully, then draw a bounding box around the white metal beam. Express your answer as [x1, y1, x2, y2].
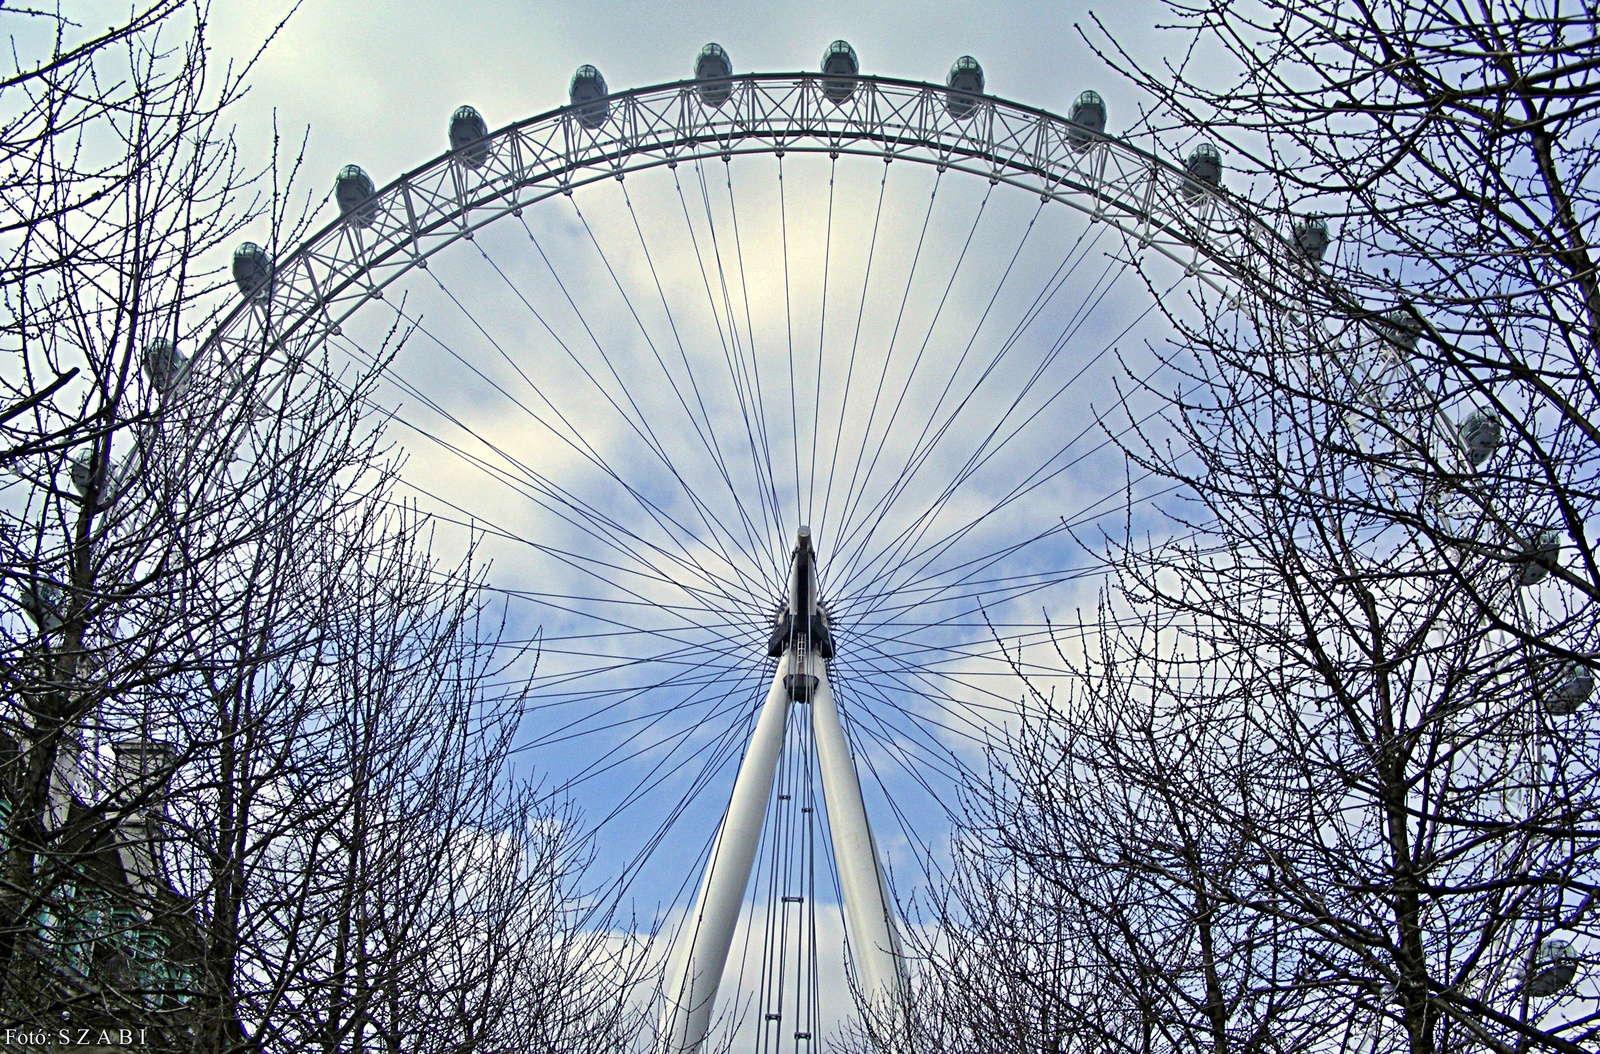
[811, 661, 907, 1034]
[658, 652, 794, 1054]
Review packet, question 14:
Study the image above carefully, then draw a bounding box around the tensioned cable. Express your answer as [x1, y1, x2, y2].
[834, 284, 1188, 620]
[819, 164, 946, 565]
[839, 254, 1141, 600]
[333, 312, 769, 623]
[828, 224, 1122, 599]
[639, 166, 780, 582]
[473, 221, 767, 600]
[720, 156, 788, 571]
[822, 177, 994, 582]
[815, 158, 891, 551]
[779, 154, 801, 520]
[807, 155, 838, 527]
[822, 212, 1116, 588]
[829, 228, 1110, 594]
[688, 157, 786, 587]
[507, 213, 771, 605]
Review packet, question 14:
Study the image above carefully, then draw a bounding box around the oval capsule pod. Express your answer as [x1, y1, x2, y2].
[232, 242, 272, 302]
[1376, 310, 1422, 352]
[69, 450, 102, 497]
[1458, 409, 1501, 467]
[449, 105, 490, 168]
[944, 56, 983, 120]
[1517, 530, 1562, 586]
[820, 40, 859, 104]
[1067, 90, 1106, 150]
[143, 338, 189, 394]
[1547, 662, 1595, 715]
[1527, 939, 1579, 997]
[1293, 216, 1330, 264]
[18, 579, 63, 631]
[1182, 142, 1222, 203]
[570, 65, 609, 130]
[334, 165, 377, 228]
[695, 43, 733, 108]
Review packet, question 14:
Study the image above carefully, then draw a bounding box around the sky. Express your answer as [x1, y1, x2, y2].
[196, 2, 1205, 1048]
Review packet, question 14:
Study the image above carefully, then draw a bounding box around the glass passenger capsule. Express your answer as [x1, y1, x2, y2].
[18, 579, 63, 631]
[1527, 939, 1578, 997]
[1182, 142, 1222, 203]
[449, 105, 490, 168]
[1375, 310, 1422, 352]
[1517, 530, 1562, 586]
[1547, 662, 1595, 716]
[695, 43, 733, 107]
[821, 40, 859, 104]
[570, 65, 609, 130]
[232, 242, 272, 302]
[944, 56, 984, 120]
[143, 338, 189, 393]
[1067, 90, 1106, 150]
[69, 450, 101, 497]
[334, 165, 377, 228]
[1458, 410, 1501, 467]
[1293, 216, 1330, 264]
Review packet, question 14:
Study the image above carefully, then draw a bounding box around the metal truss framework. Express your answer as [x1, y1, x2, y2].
[199, 72, 1309, 382]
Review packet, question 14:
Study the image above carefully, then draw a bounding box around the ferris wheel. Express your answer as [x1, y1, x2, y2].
[162, 40, 1299, 1052]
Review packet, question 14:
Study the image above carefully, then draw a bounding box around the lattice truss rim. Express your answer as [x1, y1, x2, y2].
[200, 72, 1310, 380]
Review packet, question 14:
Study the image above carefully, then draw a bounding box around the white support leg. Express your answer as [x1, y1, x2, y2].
[810, 661, 907, 1032]
[658, 652, 794, 1054]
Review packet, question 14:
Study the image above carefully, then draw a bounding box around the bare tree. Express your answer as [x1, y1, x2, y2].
[898, 5, 1600, 1054]
[0, 4, 637, 1050]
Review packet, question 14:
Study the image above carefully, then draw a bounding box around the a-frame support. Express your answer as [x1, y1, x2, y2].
[658, 529, 905, 1053]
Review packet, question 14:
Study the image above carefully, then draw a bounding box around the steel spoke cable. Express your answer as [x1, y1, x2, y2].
[720, 156, 788, 577]
[618, 176, 783, 595]
[336, 316, 767, 620]
[832, 651, 1021, 758]
[373, 398, 774, 628]
[827, 671, 972, 795]
[779, 153, 801, 513]
[825, 191, 1056, 576]
[388, 454, 766, 649]
[836, 466, 1143, 622]
[838, 255, 1138, 595]
[472, 227, 767, 598]
[589, 177, 776, 583]
[509, 646, 762, 749]
[807, 155, 839, 526]
[814, 158, 891, 550]
[829, 233, 1117, 595]
[689, 157, 787, 583]
[823, 215, 1116, 588]
[825, 191, 1049, 575]
[512, 213, 771, 605]
[830, 681, 954, 902]
[819, 165, 945, 563]
[835, 338, 1191, 620]
[552, 668, 763, 811]
[822, 179, 994, 581]
[580, 685, 762, 928]
[619, 176, 752, 498]
[830, 248, 1133, 600]
[365, 482, 766, 641]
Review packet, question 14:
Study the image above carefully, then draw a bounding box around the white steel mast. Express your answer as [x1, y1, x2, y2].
[659, 528, 906, 1053]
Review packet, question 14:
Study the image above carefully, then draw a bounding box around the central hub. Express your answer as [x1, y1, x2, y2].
[766, 527, 834, 695]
